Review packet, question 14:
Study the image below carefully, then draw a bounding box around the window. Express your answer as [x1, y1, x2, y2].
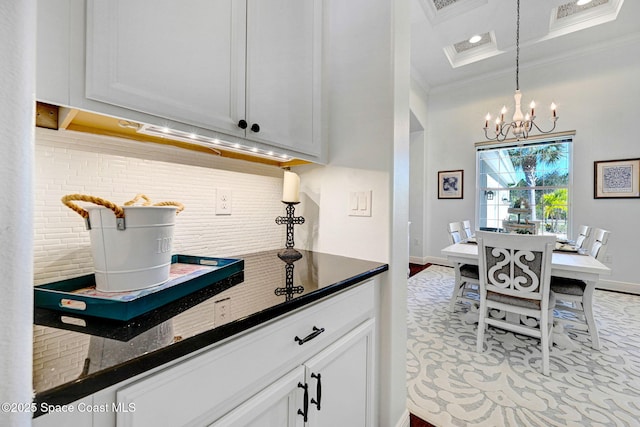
[476, 135, 573, 238]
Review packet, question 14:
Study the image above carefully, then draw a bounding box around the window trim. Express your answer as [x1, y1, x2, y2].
[475, 132, 575, 238]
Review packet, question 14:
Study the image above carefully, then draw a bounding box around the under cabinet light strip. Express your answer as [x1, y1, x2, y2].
[137, 125, 292, 161]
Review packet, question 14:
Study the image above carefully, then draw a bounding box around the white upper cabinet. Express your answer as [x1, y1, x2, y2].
[86, 0, 246, 138]
[85, 0, 323, 159]
[36, 0, 71, 106]
[243, 0, 322, 156]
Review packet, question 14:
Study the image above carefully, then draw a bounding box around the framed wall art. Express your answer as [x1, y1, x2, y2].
[438, 169, 463, 199]
[594, 158, 640, 199]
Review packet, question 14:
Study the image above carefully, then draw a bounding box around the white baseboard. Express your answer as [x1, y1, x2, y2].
[395, 409, 410, 427]
[409, 255, 454, 267]
[597, 279, 640, 295]
[425, 256, 453, 267]
[409, 255, 428, 264]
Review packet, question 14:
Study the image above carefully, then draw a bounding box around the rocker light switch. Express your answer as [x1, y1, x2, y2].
[348, 190, 372, 217]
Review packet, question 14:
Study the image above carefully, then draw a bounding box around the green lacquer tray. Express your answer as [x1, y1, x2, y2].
[34, 255, 244, 321]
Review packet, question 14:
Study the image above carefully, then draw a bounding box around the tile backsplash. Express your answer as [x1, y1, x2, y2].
[34, 128, 286, 285]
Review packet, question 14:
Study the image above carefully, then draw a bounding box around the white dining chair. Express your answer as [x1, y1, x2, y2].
[551, 228, 610, 350]
[574, 225, 591, 249]
[476, 231, 556, 375]
[447, 221, 464, 244]
[462, 220, 473, 240]
[447, 222, 479, 312]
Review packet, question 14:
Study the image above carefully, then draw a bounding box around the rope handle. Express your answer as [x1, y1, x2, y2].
[125, 193, 185, 214]
[123, 193, 152, 206]
[61, 193, 184, 219]
[61, 194, 125, 219]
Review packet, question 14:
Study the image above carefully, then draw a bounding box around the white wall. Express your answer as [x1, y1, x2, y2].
[409, 131, 425, 262]
[34, 128, 286, 285]
[409, 80, 430, 264]
[294, 164, 389, 262]
[297, 0, 410, 425]
[0, 2, 36, 425]
[421, 36, 640, 288]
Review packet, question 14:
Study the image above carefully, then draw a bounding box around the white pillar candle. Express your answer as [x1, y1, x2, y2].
[282, 171, 300, 203]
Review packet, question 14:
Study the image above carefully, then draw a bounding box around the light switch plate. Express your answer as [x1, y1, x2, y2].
[348, 190, 372, 217]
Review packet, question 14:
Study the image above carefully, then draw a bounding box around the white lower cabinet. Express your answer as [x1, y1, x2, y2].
[212, 319, 374, 426]
[209, 366, 306, 427]
[304, 319, 374, 426]
[41, 281, 378, 427]
[34, 283, 376, 427]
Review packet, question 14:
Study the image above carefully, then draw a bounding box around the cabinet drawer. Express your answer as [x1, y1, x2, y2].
[115, 282, 374, 426]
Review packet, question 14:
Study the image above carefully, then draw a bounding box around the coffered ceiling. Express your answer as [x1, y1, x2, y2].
[410, 0, 640, 91]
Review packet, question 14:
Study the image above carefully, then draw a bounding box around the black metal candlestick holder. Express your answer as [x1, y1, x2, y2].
[275, 201, 305, 261]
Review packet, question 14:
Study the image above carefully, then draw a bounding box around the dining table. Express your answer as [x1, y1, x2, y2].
[441, 240, 612, 350]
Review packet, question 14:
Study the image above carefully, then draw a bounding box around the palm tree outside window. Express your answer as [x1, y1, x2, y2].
[475, 135, 573, 238]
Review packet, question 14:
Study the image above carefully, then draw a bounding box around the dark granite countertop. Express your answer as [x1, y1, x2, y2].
[32, 249, 388, 416]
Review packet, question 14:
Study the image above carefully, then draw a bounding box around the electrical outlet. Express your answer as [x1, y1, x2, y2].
[216, 188, 232, 215]
[214, 298, 231, 325]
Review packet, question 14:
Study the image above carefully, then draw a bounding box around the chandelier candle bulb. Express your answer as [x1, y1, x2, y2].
[282, 170, 300, 203]
[551, 102, 557, 117]
[530, 101, 535, 117]
[512, 90, 524, 122]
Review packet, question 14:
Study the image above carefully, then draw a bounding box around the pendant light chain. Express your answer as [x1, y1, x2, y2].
[516, 0, 520, 91]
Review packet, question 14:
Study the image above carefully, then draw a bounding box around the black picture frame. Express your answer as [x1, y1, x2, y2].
[594, 158, 640, 199]
[438, 170, 463, 199]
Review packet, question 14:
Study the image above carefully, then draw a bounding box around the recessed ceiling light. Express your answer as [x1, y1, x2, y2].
[576, 0, 592, 5]
[469, 35, 482, 44]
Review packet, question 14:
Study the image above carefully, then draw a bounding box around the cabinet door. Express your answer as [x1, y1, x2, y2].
[304, 319, 375, 426]
[245, 0, 323, 155]
[86, 0, 246, 137]
[209, 366, 306, 427]
[37, 0, 71, 105]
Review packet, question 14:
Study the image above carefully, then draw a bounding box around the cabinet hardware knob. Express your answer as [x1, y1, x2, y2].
[294, 326, 325, 345]
[237, 119, 248, 129]
[310, 372, 322, 410]
[297, 382, 309, 422]
[250, 123, 260, 133]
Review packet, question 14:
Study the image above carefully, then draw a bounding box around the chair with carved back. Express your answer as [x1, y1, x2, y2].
[447, 222, 480, 312]
[551, 228, 610, 350]
[476, 231, 556, 375]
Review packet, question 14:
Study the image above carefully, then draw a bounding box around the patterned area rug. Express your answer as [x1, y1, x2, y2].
[407, 264, 640, 427]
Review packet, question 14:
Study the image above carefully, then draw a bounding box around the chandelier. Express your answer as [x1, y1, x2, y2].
[483, 0, 558, 142]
